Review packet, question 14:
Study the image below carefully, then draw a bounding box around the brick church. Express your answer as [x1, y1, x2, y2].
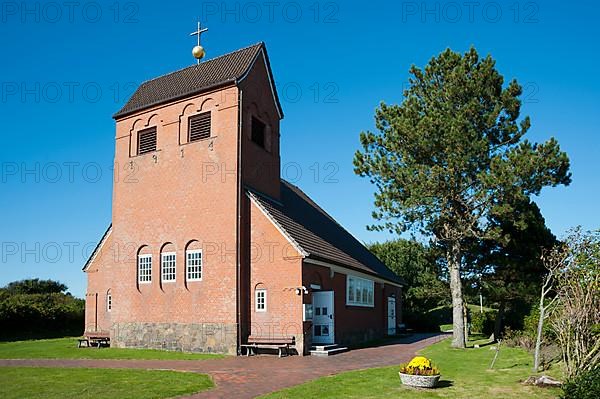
[83, 41, 404, 355]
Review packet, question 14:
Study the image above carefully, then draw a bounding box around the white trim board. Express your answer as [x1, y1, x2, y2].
[304, 258, 404, 288]
[82, 227, 112, 272]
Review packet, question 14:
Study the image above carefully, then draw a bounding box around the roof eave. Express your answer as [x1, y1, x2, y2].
[112, 80, 238, 120]
[235, 44, 284, 120]
[306, 254, 406, 286]
[82, 224, 112, 271]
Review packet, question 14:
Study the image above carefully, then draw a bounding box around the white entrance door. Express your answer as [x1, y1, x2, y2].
[312, 291, 334, 344]
[387, 297, 396, 335]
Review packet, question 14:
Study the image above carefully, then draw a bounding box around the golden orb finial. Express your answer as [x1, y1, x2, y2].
[192, 45, 205, 60]
[190, 22, 208, 65]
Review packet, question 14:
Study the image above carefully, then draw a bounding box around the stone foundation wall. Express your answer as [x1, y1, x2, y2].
[111, 322, 238, 355]
[338, 327, 382, 347]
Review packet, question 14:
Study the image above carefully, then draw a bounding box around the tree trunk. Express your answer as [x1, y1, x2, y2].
[493, 300, 506, 342]
[463, 302, 469, 344]
[533, 291, 546, 371]
[448, 240, 466, 348]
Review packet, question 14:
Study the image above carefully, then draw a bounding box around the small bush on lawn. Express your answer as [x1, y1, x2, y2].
[469, 309, 496, 335]
[503, 327, 536, 351]
[560, 367, 600, 399]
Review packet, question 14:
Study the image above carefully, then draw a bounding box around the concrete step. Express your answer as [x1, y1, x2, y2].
[313, 344, 339, 351]
[310, 345, 348, 356]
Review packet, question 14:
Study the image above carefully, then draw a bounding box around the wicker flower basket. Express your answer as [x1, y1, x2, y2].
[399, 372, 440, 388]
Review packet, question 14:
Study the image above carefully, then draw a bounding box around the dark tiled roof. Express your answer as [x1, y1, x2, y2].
[114, 42, 276, 119]
[249, 181, 405, 285]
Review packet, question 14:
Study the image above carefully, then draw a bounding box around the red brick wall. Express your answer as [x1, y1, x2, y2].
[239, 51, 282, 200]
[84, 232, 113, 333]
[302, 262, 403, 349]
[247, 198, 304, 353]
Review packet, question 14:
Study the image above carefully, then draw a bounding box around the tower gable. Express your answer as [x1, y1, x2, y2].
[113, 43, 282, 121]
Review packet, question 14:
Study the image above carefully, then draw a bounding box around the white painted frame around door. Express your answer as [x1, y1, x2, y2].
[312, 291, 334, 344]
[387, 296, 396, 335]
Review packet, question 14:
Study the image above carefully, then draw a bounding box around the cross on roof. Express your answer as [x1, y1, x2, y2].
[190, 22, 208, 46]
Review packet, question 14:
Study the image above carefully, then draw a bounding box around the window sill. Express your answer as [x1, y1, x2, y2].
[250, 140, 272, 153]
[182, 135, 218, 146]
[131, 149, 162, 158]
[345, 303, 375, 308]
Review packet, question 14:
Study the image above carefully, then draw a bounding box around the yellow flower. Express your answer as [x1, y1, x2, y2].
[407, 356, 432, 369]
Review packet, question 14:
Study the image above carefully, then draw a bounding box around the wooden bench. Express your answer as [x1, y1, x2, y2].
[241, 336, 295, 357]
[78, 332, 110, 348]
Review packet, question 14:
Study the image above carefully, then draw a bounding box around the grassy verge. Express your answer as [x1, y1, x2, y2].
[260, 338, 562, 398]
[0, 338, 226, 360]
[0, 367, 213, 399]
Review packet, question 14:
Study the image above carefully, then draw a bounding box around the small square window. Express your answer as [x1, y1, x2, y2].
[107, 292, 112, 312]
[255, 289, 267, 312]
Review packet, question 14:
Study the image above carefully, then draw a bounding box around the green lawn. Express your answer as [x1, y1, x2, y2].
[0, 338, 225, 360]
[260, 338, 562, 399]
[0, 367, 213, 399]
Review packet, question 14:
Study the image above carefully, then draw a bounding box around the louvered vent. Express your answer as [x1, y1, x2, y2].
[188, 112, 211, 142]
[137, 127, 157, 155]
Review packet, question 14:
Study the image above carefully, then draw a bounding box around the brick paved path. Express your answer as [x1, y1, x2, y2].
[0, 333, 447, 398]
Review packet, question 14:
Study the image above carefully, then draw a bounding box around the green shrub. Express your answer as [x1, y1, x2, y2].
[502, 327, 535, 350]
[404, 310, 441, 332]
[0, 280, 84, 340]
[522, 304, 555, 340]
[469, 309, 496, 335]
[561, 367, 600, 399]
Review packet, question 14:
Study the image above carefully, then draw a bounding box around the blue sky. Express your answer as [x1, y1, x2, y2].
[1, 0, 598, 297]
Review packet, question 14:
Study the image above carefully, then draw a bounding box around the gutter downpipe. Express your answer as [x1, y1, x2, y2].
[235, 87, 243, 355]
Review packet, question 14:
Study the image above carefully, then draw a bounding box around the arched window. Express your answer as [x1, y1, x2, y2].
[185, 240, 202, 282]
[160, 243, 176, 283]
[137, 246, 152, 284]
[255, 283, 267, 312]
[106, 289, 112, 312]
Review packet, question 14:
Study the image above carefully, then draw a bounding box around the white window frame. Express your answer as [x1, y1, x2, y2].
[255, 289, 267, 312]
[107, 291, 112, 312]
[161, 252, 176, 283]
[186, 249, 202, 282]
[346, 275, 374, 307]
[138, 254, 152, 284]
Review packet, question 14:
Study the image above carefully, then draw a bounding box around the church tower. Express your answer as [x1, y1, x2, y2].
[84, 38, 283, 354]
